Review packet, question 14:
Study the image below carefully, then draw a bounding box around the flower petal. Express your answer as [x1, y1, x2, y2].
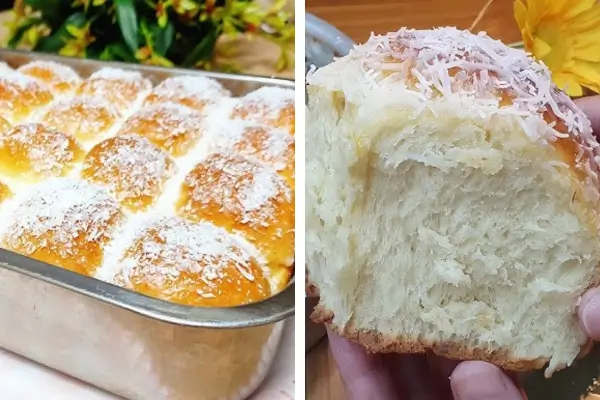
[564, 0, 597, 19]
[554, 73, 584, 97]
[570, 60, 600, 93]
[572, 36, 600, 62]
[525, 0, 548, 27]
[570, 5, 600, 33]
[514, 0, 528, 31]
[533, 36, 552, 59]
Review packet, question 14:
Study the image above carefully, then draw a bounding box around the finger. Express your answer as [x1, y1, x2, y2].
[574, 95, 600, 134]
[428, 354, 460, 399]
[326, 327, 398, 400]
[428, 353, 460, 379]
[386, 353, 453, 400]
[578, 286, 600, 340]
[450, 361, 525, 400]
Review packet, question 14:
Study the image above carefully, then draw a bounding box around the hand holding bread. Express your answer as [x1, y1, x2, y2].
[325, 89, 600, 400]
[306, 25, 600, 399]
[329, 263, 600, 399]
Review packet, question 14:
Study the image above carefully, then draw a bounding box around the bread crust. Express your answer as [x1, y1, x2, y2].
[311, 302, 550, 372]
[305, 268, 319, 297]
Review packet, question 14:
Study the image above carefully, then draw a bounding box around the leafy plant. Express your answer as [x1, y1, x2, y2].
[7, 0, 294, 72]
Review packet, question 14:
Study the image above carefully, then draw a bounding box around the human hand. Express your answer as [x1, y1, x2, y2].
[328, 96, 600, 400]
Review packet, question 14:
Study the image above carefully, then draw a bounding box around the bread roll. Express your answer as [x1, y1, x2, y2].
[305, 27, 600, 377]
[232, 87, 295, 135]
[144, 76, 231, 111]
[176, 152, 295, 283]
[0, 58, 294, 308]
[117, 102, 205, 156]
[111, 216, 271, 307]
[18, 60, 81, 95]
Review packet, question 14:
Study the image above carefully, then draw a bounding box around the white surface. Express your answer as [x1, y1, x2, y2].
[0, 318, 295, 400]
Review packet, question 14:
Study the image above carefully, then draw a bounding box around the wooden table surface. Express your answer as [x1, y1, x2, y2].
[306, 0, 521, 44]
[304, 1, 521, 399]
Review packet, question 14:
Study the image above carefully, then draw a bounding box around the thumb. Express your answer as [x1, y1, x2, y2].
[450, 361, 525, 400]
[326, 328, 398, 400]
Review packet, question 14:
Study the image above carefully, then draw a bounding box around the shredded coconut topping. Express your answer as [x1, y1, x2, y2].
[240, 86, 294, 109]
[0, 71, 47, 92]
[0, 62, 13, 76]
[18, 60, 82, 91]
[0, 178, 122, 266]
[346, 28, 594, 140]
[78, 68, 152, 110]
[0, 72, 54, 119]
[42, 97, 120, 142]
[90, 67, 146, 82]
[82, 135, 176, 211]
[146, 76, 231, 110]
[232, 86, 295, 133]
[0, 123, 82, 179]
[0, 59, 295, 306]
[211, 120, 294, 171]
[308, 27, 600, 206]
[179, 153, 292, 227]
[118, 102, 204, 156]
[97, 215, 271, 306]
[117, 216, 257, 284]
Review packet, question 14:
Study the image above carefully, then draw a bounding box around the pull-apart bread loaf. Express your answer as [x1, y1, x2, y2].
[305, 27, 600, 377]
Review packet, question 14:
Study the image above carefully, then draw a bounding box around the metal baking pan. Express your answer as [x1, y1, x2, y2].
[0, 48, 295, 400]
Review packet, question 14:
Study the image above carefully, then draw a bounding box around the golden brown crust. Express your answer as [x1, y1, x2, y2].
[305, 267, 319, 297]
[310, 301, 549, 372]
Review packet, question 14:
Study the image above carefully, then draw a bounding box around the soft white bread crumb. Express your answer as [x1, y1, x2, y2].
[305, 27, 600, 377]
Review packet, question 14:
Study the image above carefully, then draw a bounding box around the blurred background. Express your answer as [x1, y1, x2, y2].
[0, 0, 294, 78]
[307, 0, 520, 45]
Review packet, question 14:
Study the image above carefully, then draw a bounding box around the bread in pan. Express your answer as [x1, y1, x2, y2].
[1, 178, 124, 276]
[177, 152, 295, 278]
[117, 102, 205, 157]
[0, 60, 295, 308]
[77, 68, 152, 111]
[81, 135, 176, 212]
[111, 216, 271, 308]
[305, 27, 600, 377]
[0, 123, 84, 182]
[42, 97, 120, 143]
[211, 121, 295, 187]
[232, 86, 296, 135]
[18, 60, 81, 95]
[0, 73, 54, 122]
[144, 75, 231, 111]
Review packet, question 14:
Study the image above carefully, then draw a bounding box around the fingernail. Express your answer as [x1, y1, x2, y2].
[580, 287, 600, 340]
[450, 361, 523, 400]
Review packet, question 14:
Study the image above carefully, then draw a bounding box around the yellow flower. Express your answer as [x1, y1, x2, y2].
[71, 0, 106, 10]
[60, 23, 95, 58]
[135, 46, 174, 67]
[24, 25, 42, 48]
[514, 0, 600, 97]
[173, 0, 199, 15]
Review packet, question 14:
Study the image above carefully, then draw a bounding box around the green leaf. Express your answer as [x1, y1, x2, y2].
[115, 0, 139, 52]
[153, 21, 175, 56]
[7, 17, 43, 49]
[24, 0, 67, 28]
[34, 12, 87, 53]
[182, 29, 219, 67]
[105, 42, 138, 62]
